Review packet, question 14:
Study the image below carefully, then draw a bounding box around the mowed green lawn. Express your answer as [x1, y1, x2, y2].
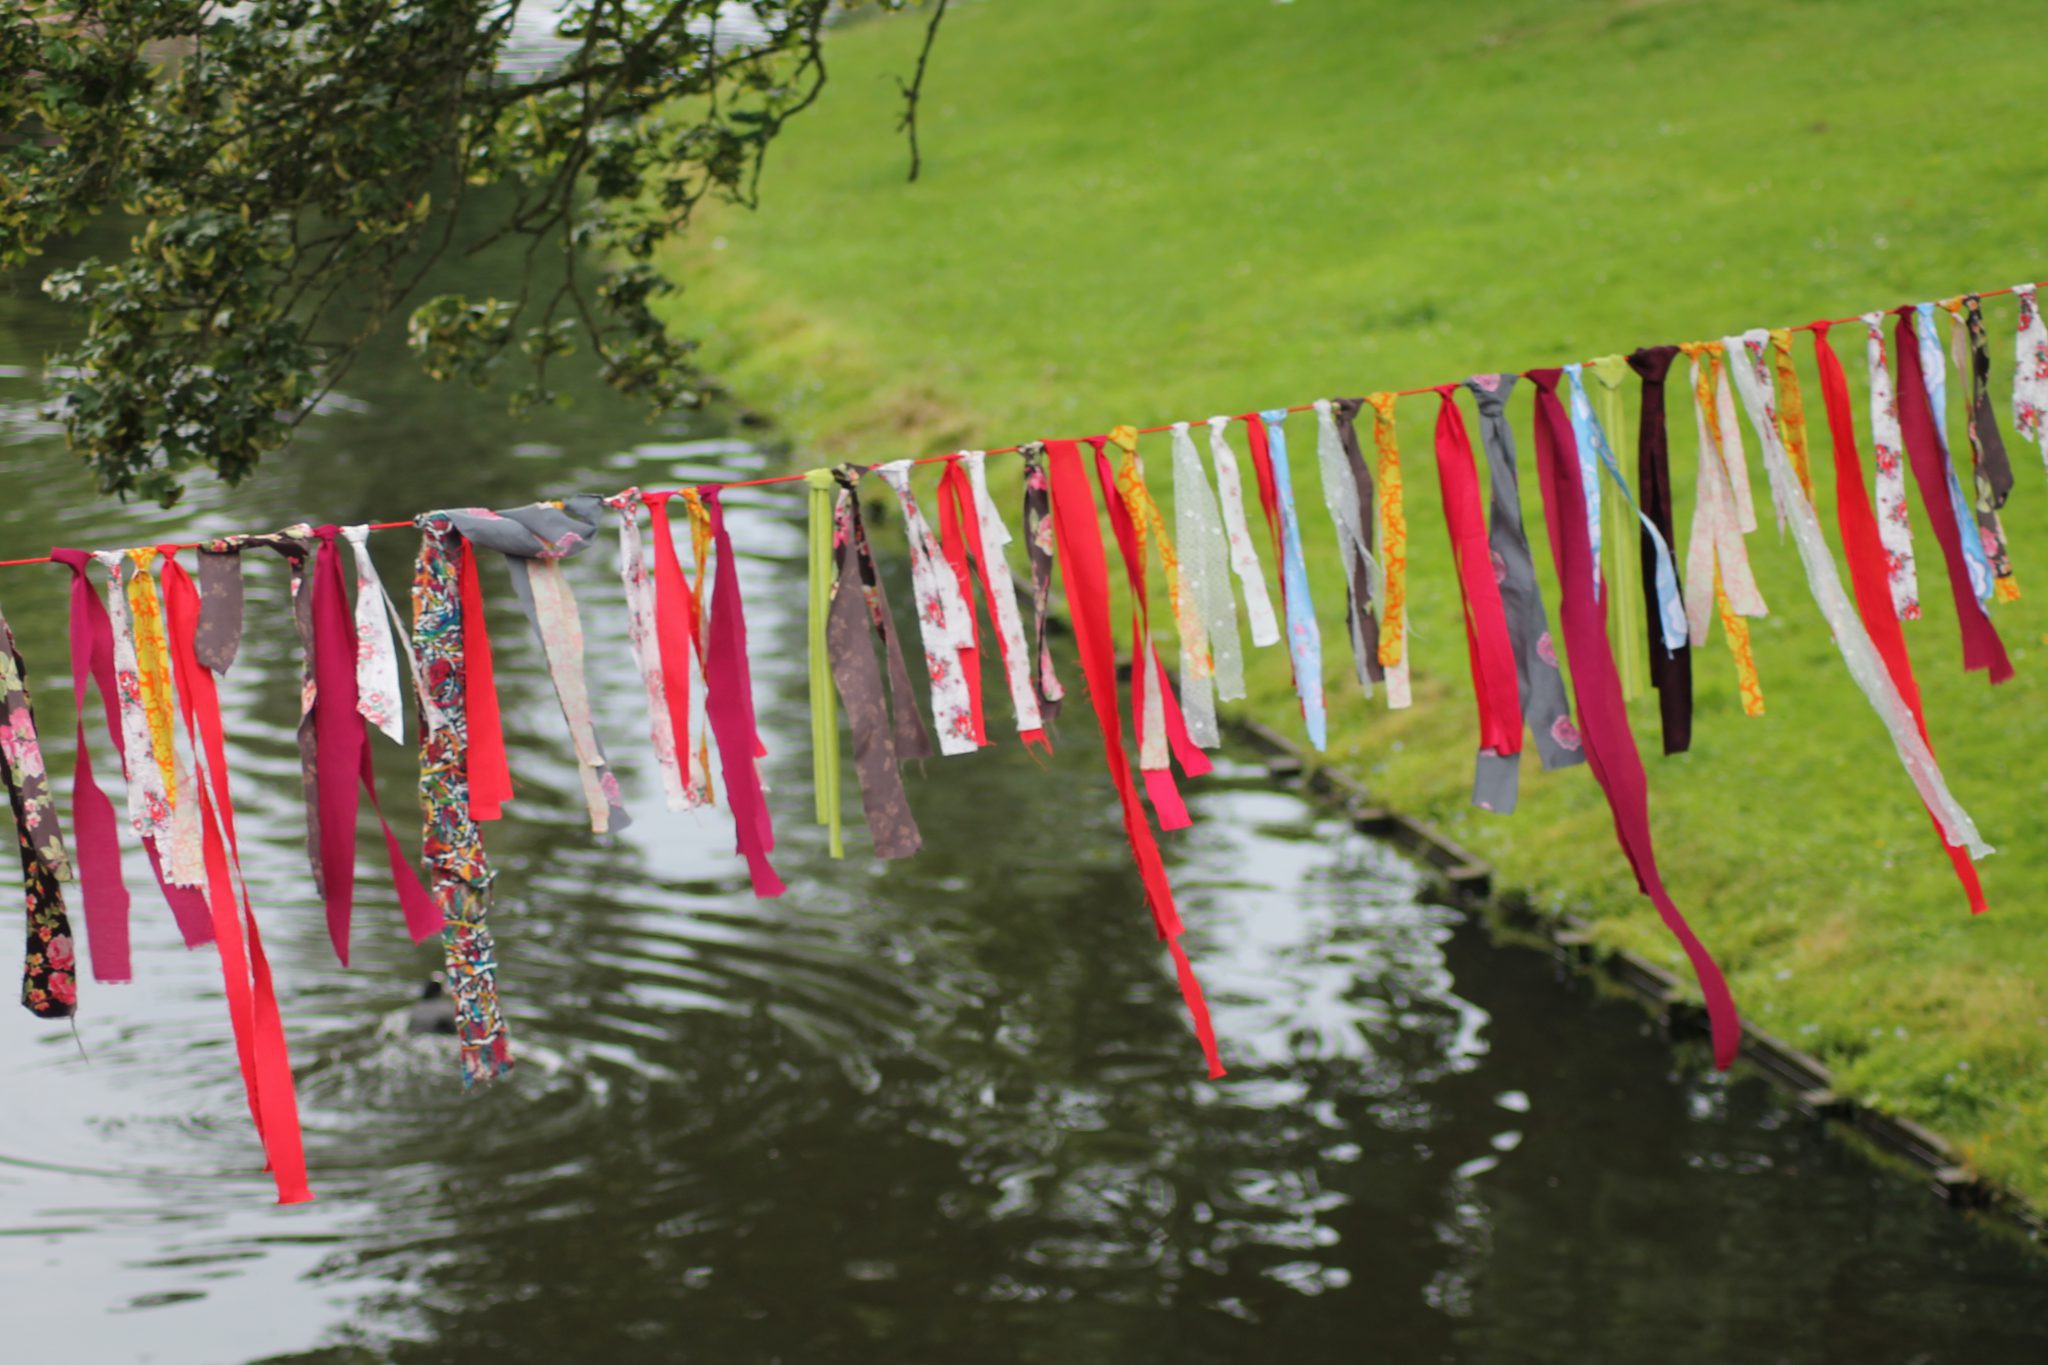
[661, 0, 2048, 1202]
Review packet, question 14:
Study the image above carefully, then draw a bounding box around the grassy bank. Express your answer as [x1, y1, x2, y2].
[658, 0, 2048, 1204]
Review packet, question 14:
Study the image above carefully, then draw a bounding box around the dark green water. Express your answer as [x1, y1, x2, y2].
[2, 242, 2047, 1365]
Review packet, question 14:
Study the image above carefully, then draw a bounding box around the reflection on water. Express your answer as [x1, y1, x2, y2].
[2, 235, 2047, 1365]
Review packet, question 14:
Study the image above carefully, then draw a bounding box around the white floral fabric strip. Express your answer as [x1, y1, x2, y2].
[1203, 417, 1281, 648]
[93, 551, 172, 851]
[1171, 422, 1244, 702]
[1859, 312, 1922, 620]
[1726, 330, 1989, 859]
[2012, 283, 2048, 474]
[961, 451, 1043, 734]
[607, 491, 690, 810]
[342, 525, 406, 745]
[876, 460, 978, 756]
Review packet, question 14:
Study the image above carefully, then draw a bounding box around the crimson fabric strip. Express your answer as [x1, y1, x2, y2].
[1891, 310, 2013, 683]
[699, 489, 785, 898]
[161, 551, 311, 1204]
[1524, 370, 1741, 1070]
[1627, 346, 1693, 755]
[933, 463, 990, 747]
[1043, 439, 1224, 1079]
[644, 492, 704, 779]
[49, 548, 134, 981]
[309, 526, 441, 964]
[1812, 325, 1987, 913]
[1430, 388, 1523, 807]
[457, 541, 515, 818]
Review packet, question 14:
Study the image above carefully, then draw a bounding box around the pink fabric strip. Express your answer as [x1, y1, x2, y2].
[310, 527, 441, 966]
[49, 548, 133, 981]
[1523, 371, 1741, 1071]
[699, 490, 784, 898]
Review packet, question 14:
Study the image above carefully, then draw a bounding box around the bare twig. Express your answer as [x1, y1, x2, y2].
[894, 0, 949, 183]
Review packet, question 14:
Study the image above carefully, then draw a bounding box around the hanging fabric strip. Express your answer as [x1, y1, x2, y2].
[2, 603, 75, 1019]
[960, 451, 1048, 745]
[1524, 368, 1741, 1071]
[1727, 333, 1991, 862]
[160, 549, 312, 1203]
[1955, 294, 2019, 600]
[195, 546, 244, 674]
[933, 460, 991, 749]
[700, 488, 786, 898]
[607, 490, 690, 812]
[1110, 426, 1218, 751]
[802, 471, 846, 856]
[1430, 387, 1524, 812]
[1018, 443, 1066, 725]
[442, 501, 631, 836]
[1559, 369, 1605, 589]
[1366, 395, 1413, 710]
[1768, 329, 1816, 506]
[1463, 374, 1582, 799]
[48, 549, 133, 978]
[1812, 323, 1989, 912]
[1092, 435, 1210, 832]
[2013, 283, 2048, 473]
[1912, 302, 1996, 604]
[1171, 422, 1245, 703]
[679, 490, 720, 802]
[643, 491, 707, 809]
[1680, 345, 1768, 717]
[1627, 346, 1693, 755]
[342, 526, 406, 744]
[827, 474, 923, 860]
[94, 551, 174, 862]
[457, 542, 513, 821]
[1893, 310, 2014, 682]
[1314, 399, 1380, 694]
[1203, 417, 1281, 648]
[1237, 410, 1289, 576]
[124, 547, 182, 811]
[1589, 357, 1647, 702]
[1042, 438, 1224, 1079]
[875, 460, 980, 757]
[120, 548, 208, 892]
[1258, 409, 1325, 748]
[309, 526, 442, 964]
[1852, 313, 1924, 623]
[411, 517, 512, 1083]
[1567, 366, 1688, 655]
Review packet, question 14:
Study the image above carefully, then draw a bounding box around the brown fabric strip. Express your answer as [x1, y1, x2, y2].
[827, 476, 923, 858]
[1628, 345, 1693, 755]
[1329, 398, 1385, 685]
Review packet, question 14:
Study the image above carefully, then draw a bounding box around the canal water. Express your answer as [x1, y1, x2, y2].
[2, 240, 2047, 1364]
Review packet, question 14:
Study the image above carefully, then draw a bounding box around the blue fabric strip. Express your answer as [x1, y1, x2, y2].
[1565, 366, 1688, 651]
[1260, 409, 1326, 750]
[1915, 302, 1993, 603]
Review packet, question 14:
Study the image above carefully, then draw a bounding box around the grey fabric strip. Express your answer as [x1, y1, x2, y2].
[1464, 374, 1583, 814]
[1961, 294, 2016, 583]
[195, 547, 245, 674]
[440, 498, 630, 835]
[1329, 399, 1384, 687]
[827, 478, 923, 858]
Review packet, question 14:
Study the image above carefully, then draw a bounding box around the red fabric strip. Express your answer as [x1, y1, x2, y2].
[1238, 412, 1289, 585]
[699, 489, 785, 898]
[458, 542, 514, 819]
[1044, 439, 1224, 1078]
[162, 553, 311, 1204]
[1812, 326, 1986, 914]
[644, 493, 703, 774]
[933, 463, 990, 747]
[1431, 389, 1523, 760]
[1524, 370, 1741, 1071]
[1891, 310, 2013, 683]
[48, 549, 133, 981]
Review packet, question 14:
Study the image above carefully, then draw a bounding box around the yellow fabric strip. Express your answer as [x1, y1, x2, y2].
[1769, 328, 1815, 506]
[125, 546, 179, 803]
[1590, 355, 1647, 702]
[1109, 425, 1211, 678]
[1368, 392, 1408, 667]
[1713, 563, 1765, 717]
[803, 469, 843, 858]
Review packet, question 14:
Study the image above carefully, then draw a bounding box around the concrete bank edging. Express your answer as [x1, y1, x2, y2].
[1231, 718, 2044, 1242]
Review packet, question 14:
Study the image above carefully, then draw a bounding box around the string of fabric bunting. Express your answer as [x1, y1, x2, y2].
[5, 281, 2040, 1205]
